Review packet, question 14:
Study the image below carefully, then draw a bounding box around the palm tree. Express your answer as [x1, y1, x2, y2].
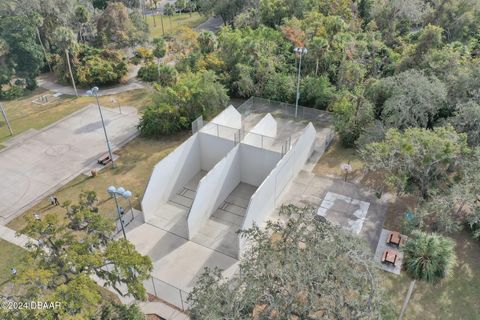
[399, 231, 456, 320]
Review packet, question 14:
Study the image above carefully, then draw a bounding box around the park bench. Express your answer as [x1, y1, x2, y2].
[97, 154, 112, 166]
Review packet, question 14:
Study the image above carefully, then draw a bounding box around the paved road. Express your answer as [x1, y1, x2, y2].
[0, 105, 139, 224]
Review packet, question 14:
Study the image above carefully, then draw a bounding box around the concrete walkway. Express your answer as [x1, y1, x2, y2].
[140, 301, 190, 320]
[0, 225, 36, 247]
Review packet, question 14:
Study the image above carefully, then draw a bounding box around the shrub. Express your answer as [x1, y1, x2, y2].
[0, 85, 24, 100]
[25, 78, 37, 91]
[300, 75, 336, 109]
[158, 65, 178, 87]
[75, 47, 128, 87]
[134, 47, 154, 62]
[138, 104, 189, 137]
[137, 63, 158, 82]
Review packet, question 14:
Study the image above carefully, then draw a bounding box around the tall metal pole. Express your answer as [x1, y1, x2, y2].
[65, 49, 78, 97]
[295, 51, 303, 119]
[112, 193, 127, 240]
[0, 103, 13, 136]
[94, 92, 116, 168]
[128, 198, 134, 222]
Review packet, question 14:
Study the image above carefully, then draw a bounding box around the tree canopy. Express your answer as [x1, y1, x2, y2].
[188, 205, 392, 319]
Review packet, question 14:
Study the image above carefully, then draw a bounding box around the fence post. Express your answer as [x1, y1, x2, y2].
[152, 277, 158, 298]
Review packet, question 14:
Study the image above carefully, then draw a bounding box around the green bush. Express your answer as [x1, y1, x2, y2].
[75, 47, 128, 87]
[138, 104, 189, 137]
[300, 75, 336, 109]
[137, 64, 158, 82]
[0, 85, 24, 100]
[158, 65, 178, 87]
[25, 78, 37, 91]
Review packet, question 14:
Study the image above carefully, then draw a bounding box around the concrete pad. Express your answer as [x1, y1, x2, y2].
[0, 105, 138, 224]
[274, 173, 387, 252]
[373, 229, 408, 275]
[127, 224, 239, 293]
[191, 183, 256, 258]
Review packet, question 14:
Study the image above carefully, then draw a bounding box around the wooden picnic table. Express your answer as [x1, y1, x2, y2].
[382, 250, 398, 266]
[387, 231, 402, 246]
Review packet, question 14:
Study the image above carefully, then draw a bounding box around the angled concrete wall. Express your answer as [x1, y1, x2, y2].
[200, 105, 242, 140]
[243, 113, 277, 147]
[199, 133, 235, 171]
[188, 146, 241, 237]
[240, 144, 282, 187]
[240, 123, 317, 252]
[142, 134, 199, 222]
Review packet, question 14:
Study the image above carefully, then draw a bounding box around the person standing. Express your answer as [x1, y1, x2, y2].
[53, 195, 60, 206]
[49, 195, 55, 206]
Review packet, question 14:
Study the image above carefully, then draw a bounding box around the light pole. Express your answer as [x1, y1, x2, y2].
[122, 190, 135, 222]
[87, 87, 116, 168]
[107, 186, 135, 239]
[294, 47, 308, 119]
[108, 186, 127, 240]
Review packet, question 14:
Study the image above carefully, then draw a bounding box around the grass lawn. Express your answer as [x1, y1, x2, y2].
[7, 133, 188, 232]
[0, 239, 27, 291]
[382, 231, 480, 319]
[0, 88, 153, 145]
[146, 13, 207, 38]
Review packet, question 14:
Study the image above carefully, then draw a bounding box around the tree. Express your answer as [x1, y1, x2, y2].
[0, 15, 44, 81]
[198, 31, 217, 54]
[0, 192, 153, 319]
[188, 205, 392, 319]
[159, 70, 228, 120]
[198, 0, 246, 27]
[299, 75, 336, 109]
[164, 3, 175, 29]
[368, 70, 447, 129]
[332, 91, 374, 147]
[97, 2, 147, 47]
[451, 100, 480, 146]
[138, 104, 189, 137]
[360, 126, 469, 198]
[152, 37, 167, 82]
[96, 303, 146, 320]
[399, 231, 456, 319]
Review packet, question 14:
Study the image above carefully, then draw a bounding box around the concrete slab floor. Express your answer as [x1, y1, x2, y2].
[272, 172, 388, 252]
[0, 105, 139, 225]
[127, 223, 239, 293]
[191, 183, 256, 259]
[147, 171, 207, 239]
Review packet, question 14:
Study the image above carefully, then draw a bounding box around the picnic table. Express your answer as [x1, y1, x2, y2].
[387, 231, 402, 247]
[382, 250, 398, 266]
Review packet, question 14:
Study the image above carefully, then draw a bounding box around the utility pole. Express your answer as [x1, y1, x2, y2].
[65, 49, 78, 97]
[294, 47, 308, 119]
[0, 103, 13, 136]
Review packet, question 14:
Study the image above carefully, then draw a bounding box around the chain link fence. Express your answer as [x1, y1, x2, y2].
[237, 97, 331, 124]
[144, 276, 190, 311]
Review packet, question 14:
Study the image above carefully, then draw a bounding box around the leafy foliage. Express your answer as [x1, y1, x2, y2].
[188, 205, 392, 319]
[138, 104, 189, 137]
[0, 192, 153, 319]
[403, 231, 456, 284]
[360, 126, 468, 197]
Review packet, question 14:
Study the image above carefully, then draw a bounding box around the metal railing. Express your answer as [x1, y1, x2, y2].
[191, 115, 204, 134]
[144, 276, 190, 311]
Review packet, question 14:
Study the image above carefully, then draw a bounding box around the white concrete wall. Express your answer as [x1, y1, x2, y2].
[199, 132, 236, 171]
[244, 113, 277, 147]
[188, 146, 241, 237]
[240, 123, 317, 252]
[142, 134, 199, 222]
[170, 135, 202, 196]
[200, 105, 242, 140]
[239, 144, 282, 187]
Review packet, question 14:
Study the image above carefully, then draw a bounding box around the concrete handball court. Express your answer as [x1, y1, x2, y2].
[0, 105, 139, 224]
